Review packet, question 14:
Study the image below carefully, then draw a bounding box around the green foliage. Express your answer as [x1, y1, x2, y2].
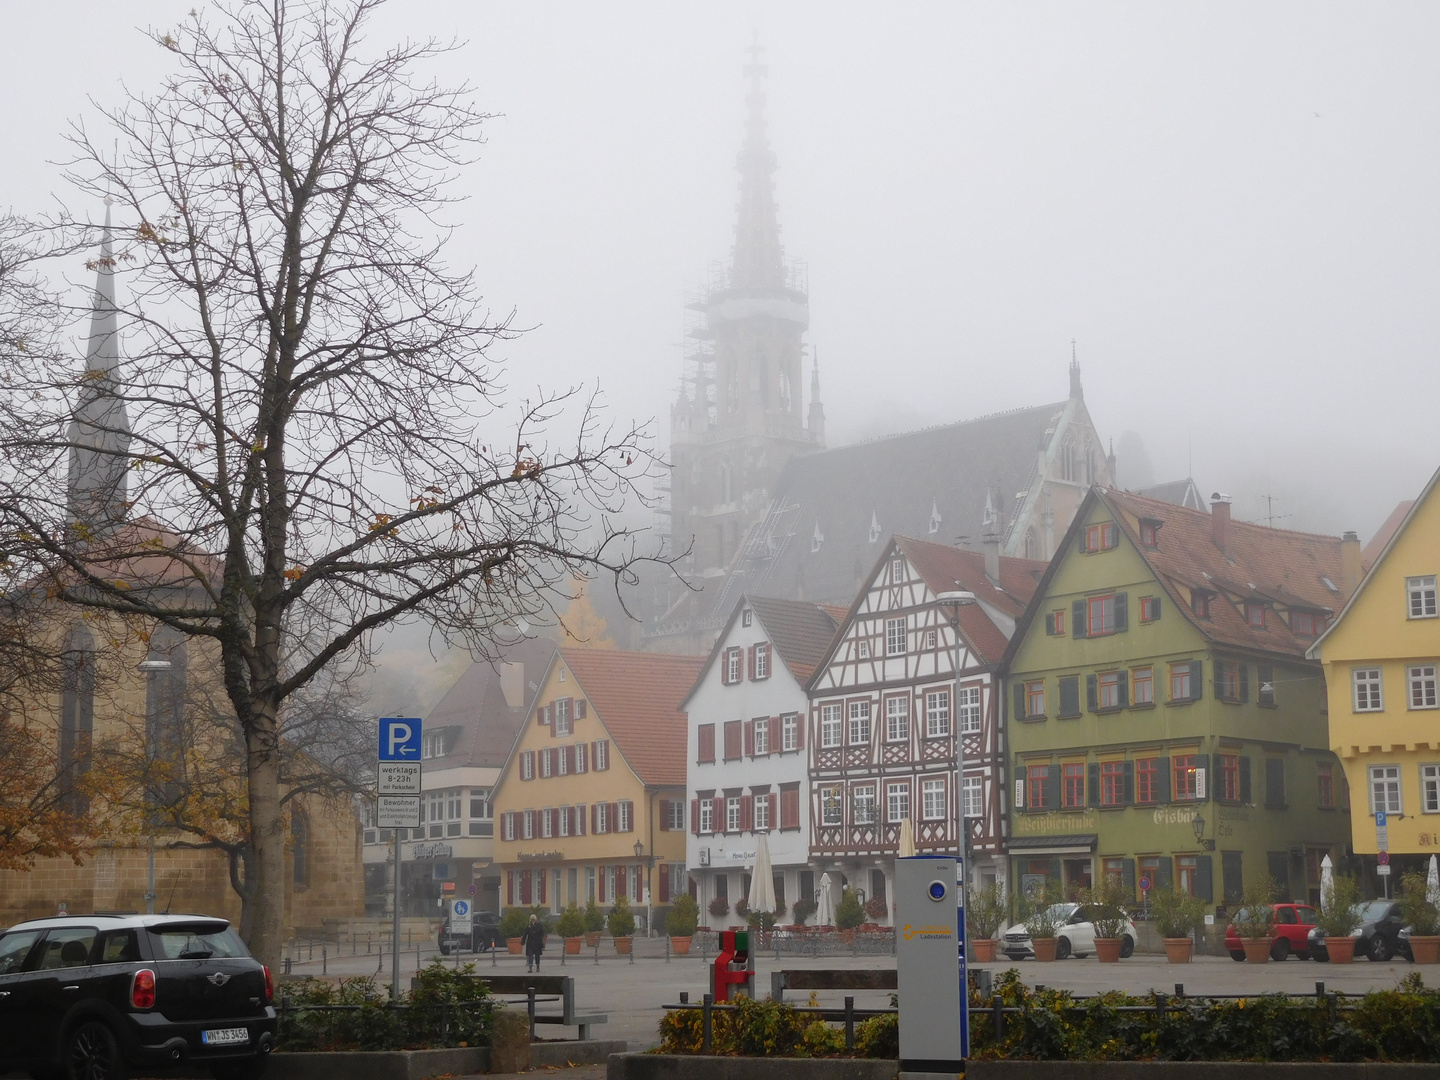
[1233, 877, 1278, 939]
[1021, 881, 1065, 939]
[708, 895, 731, 919]
[967, 879, 1008, 940]
[657, 998, 888, 1058]
[608, 894, 636, 937]
[835, 887, 865, 931]
[556, 902, 586, 939]
[583, 896, 605, 933]
[1315, 874, 1362, 937]
[498, 907, 530, 939]
[667, 892, 699, 937]
[1399, 871, 1440, 936]
[1150, 887, 1206, 939]
[855, 1013, 899, 1058]
[790, 898, 817, 926]
[1078, 877, 1131, 939]
[277, 961, 495, 1051]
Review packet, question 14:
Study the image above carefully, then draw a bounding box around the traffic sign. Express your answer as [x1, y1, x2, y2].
[378, 717, 423, 761]
[450, 897, 473, 934]
[1378, 864, 1392, 877]
[376, 794, 421, 828]
[1378, 851, 1390, 865]
[1138, 877, 1152, 893]
[378, 761, 422, 794]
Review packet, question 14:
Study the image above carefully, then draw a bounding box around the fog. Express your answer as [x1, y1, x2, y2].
[4, 2, 1438, 693]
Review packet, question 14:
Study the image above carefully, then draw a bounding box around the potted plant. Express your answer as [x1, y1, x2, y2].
[499, 907, 530, 955]
[966, 880, 1007, 963]
[608, 895, 637, 954]
[1150, 886, 1206, 963]
[791, 897, 817, 929]
[835, 887, 865, 944]
[734, 897, 751, 924]
[1314, 874, 1362, 964]
[864, 894, 890, 923]
[1079, 878, 1131, 963]
[1234, 877, 1277, 963]
[582, 897, 605, 946]
[1399, 870, 1440, 963]
[707, 895, 731, 928]
[668, 892, 699, 955]
[557, 902, 586, 954]
[1021, 881, 1065, 962]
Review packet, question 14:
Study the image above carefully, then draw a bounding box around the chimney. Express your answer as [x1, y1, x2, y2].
[1341, 530, 1362, 596]
[983, 531, 1001, 587]
[1210, 492, 1231, 557]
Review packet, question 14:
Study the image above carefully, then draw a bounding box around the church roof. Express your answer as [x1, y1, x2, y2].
[423, 638, 558, 769]
[1133, 478, 1206, 511]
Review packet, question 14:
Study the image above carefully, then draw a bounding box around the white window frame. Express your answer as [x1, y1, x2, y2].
[886, 781, 911, 824]
[782, 713, 799, 752]
[557, 745, 568, 775]
[522, 809, 534, 840]
[925, 689, 951, 737]
[753, 716, 770, 755]
[594, 740, 609, 770]
[559, 805, 570, 837]
[753, 792, 771, 830]
[553, 697, 571, 736]
[667, 800, 685, 830]
[503, 812, 515, 841]
[886, 696, 909, 742]
[521, 751, 534, 781]
[1422, 764, 1440, 814]
[892, 556, 905, 580]
[886, 617, 907, 657]
[542, 807, 554, 838]
[858, 640, 871, 659]
[1408, 664, 1438, 710]
[595, 802, 609, 834]
[922, 777, 945, 820]
[725, 647, 742, 684]
[1369, 764, 1402, 815]
[821, 703, 842, 748]
[851, 785, 877, 826]
[753, 643, 770, 680]
[618, 800, 633, 832]
[963, 775, 983, 818]
[540, 748, 553, 778]
[698, 798, 713, 834]
[848, 700, 871, 746]
[820, 785, 843, 826]
[726, 796, 741, 832]
[1408, 575, 1438, 619]
[958, 685, 982, 734]
[1354, 668, 1385, 712]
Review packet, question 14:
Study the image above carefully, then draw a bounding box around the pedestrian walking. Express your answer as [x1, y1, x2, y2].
[521, 913, 547, 972]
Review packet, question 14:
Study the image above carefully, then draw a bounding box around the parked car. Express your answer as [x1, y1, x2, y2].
[0, 913, 275, 1080]
[1225, 902, 1318, 961]
[1396, 925, 1419, 962]
[1001, 903, 1138, 961]
[439, 910, 504, 954]
[1308, 900, 1409, 962]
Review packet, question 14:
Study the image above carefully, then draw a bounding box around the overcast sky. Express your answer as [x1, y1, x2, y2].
[5, 2, 1437, 555]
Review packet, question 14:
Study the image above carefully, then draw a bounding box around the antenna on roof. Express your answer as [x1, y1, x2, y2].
[1259, 492, 1290, 529]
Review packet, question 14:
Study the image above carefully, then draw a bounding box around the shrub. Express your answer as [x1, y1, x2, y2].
[1233, 877, 1277, 939]
[790, 897, 817, 926]
[1021, 880, 1065, 939]
[498, 907, 530, 939]
[864, 894, 890, 921]
[583, 897, 605, 933]
[1399, 871, 1440, 935]
[708, 895, 731, 919]
[734, 897, 751, 919]
[1150, 886, 1206, 939]
[835, 888, 865, 931]
[1315, 874, 1362, 938]
[855, 1013, 899, 1058]
[1078, 877, 1130, 939]
[668, 892, 700, 937]
[557, 902, 586, 939]
[608, 894, 636, 937]
[967, 880, 1008, 940]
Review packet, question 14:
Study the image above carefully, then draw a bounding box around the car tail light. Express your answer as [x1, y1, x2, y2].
[262, 964, 273, 1003]
[131, 968, 156, 1009]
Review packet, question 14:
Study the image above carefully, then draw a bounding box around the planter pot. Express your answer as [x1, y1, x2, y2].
[670, 935, 693, 956]
[1325, 936, 1356, 964]
[584, 931, 602, 947]
[1410, 935, 1440, 964]
[1093, 937, 1123, 963]
[1242, 937, 1271, 963]
[614, 935, 633, 954]
[839, 929, 856, 947]
[506, 937, 523, 955]
[564, 936, 583, 954]
[1032, 937, 1058, 962]
[1163, 937, 1194, 964]
[971, 938, 997, 963]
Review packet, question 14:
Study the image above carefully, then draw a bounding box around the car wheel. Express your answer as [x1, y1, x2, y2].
[66, 1020, 125, 1080]
[210, 1056, 269, 1080]
[1368, 936, 1392, 962]
[1119, 936, 1135, 959]
[1270, 938, 1290, 962]
[1055, 937, 1072, 960]
[1313, 948, 1329, 962]
[439, 940, 451, 956]
[1229, 950, 1246, 961]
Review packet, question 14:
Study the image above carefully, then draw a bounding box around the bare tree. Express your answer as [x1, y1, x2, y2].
[0, 0, 666, 966]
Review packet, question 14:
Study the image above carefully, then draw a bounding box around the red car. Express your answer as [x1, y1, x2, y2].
[1225, 903, 1318, 961]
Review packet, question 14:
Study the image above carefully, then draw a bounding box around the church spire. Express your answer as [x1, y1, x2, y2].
[807, 346, 825, 445]
[730, 34, 786, 291]
[67, 200, 131, 532]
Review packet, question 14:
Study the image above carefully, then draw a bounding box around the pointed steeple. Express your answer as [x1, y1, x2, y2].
[806, 347, 826, 446]
[67, 200, 131, 532]
[730, 34, 786, 292]
[1068, 340, 1083, 400]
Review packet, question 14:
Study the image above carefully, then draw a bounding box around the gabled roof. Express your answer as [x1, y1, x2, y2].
[1007, 486, 1347, 666]
[1134, 478, 1206, 511]
[558, 649, 704, 787]
[681, 594, 842, 709]
[896, 535, 1047, 621]
[1362, 500, 1416, 572]
[1308, 465, 1440, 660]
[423, 638, 558, 769]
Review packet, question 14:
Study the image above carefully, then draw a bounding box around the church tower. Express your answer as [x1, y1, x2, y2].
[668, 41, 822, 596]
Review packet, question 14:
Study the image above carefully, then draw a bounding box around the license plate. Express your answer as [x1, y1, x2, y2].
[201, 1028, 251, 1046]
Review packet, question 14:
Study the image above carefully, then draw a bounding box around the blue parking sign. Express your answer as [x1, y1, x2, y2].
[379, 717, 423, 761]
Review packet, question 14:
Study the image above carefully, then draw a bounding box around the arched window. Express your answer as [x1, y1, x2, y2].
[1024, 528, 1039, 561]
[719, 461, 733, 505]
[1060, 437, 1076, 483]
[59, 625, 96, 813]
[291, 806, 310, 888]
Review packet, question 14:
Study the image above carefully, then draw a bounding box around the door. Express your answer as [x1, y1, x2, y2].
[0, 930, 44, 1065]
[26, 926, 99, 1065]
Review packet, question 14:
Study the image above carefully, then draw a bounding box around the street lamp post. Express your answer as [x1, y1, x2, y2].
[633, 840, 656, 936]
[137, 657, 174, 915]
[933, 592, 976, 879]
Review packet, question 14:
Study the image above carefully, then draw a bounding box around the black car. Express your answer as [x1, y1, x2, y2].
[0, 913, 276, 1080]
[1308, 900, 1411, 962]
[438, 911, 503, 955]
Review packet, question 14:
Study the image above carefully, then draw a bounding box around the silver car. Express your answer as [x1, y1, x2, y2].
[1001, 902, 1138, 960]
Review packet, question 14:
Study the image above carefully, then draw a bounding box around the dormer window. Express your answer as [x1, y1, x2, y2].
[1191, 590, 1211, 618]
[1245, 602, 1267, 629]
[1139, 519, 1161, 548]
[1291, 610, 1326, 637]
[423, 732, 446, 759]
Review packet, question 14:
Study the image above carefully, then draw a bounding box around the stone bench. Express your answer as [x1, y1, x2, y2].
[477, 974, 608, 1040]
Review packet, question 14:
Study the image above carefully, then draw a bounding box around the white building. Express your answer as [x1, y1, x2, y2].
[682, 595, 842, 927]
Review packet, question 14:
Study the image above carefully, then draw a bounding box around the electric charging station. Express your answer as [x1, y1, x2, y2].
[896, 854, 968, 1074]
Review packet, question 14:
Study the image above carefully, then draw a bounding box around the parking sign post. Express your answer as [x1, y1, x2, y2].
[379, 718, 423, 1000]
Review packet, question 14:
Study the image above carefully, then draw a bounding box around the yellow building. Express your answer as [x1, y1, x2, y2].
[1310, 464, 1440, 874]
[491, 648, 703, 931]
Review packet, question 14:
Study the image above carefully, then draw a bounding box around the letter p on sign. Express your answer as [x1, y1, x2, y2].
[379, 717, 423, 761]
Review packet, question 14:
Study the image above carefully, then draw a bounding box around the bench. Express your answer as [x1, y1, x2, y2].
[477, 974, 608, 1040]
[769, 968, 897, 1004]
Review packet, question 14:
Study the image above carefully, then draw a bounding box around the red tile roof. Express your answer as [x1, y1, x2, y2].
[559, 649, 704, 787]
[896, 535, 1047, 620]
[746, 596, 843, 683]
[1363, 501, 1415, 571]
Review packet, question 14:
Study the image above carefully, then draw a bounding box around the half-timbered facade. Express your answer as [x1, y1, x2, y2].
[807, 535, 1046, 912]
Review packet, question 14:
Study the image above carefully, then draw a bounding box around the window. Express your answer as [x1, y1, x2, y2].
[724, 647, 742, 684]
[781, 713, 799, 752]
[1423, 765, 1440, 813]
[1139, 520, 1160, 547]
[1026, 764, 1048, 809]
[542, 807, 554, 838]
[666, 800, 685, 830]
[557, 745, 569, 776]
[1317, 763, 1334, 809]
[1353, 668, 1384, 712]
[1369, 765, 1402, 814]
[540, 748, 553, 778]
[848, 701, 871, 745]
[851, 785, 877, 826]
[820, 786, 843, 826]
[1218, 660, 1244, 702]
[886, 617, 907, 657]
[1045, 610, 1066, 636]
[1408, 575, 1438, 619]
[523, 810, 535, 839]
[1409, 664, 1438, 709]
[892, 556, 905, 580]
[697, 723, 715, 763]
[618, 800, 633, 832]
[1087, 594, 1120, 636]
[753, 791, 771, 830]
[699, 798, 714, 834]
[926, 629, 937, 648]
[424, 731, 446, 758]
[858, 640, 871, 659]
[1220, 754, 1240, 802]
[553, 697, 571, 736]
[753, 643, 770, 680]
[741, 608, 752, 628]
[1173, 754, 1201, 801]
[521, 751, 534, 780]
[963, 775, 983, 818]
[753, 716, 770, 755]
[887, 781, 910, 823]
[958, 686, 982, 734]
[821, 703, 843, 748]
[1083, 522, 1118, 552]
[726, 796, 741, 832]
[502, 812, 515, 840]
[1062, 763, 1085, 808]
[926, 690, 951, 736]
[1170, 662, 1196, 702]
[593, 739, 609, 770]
[1176, 854, 1199, 897]
[1245, 602, 1267, 629]
[1132, 666, 1154, 705]
[1100, 761, 1124, 806]
[1191, 590, 1211, 618]
[594, 803, 609, 834]
[1291, 610, 1325, 637]
[723, 720, 742, 760]
[872, 695, 904, 743]
[1257, 664, 1276, 707]
[1098, 671, 1121, 710]
[1139, 596, 1161, 623]
[1025, 681, 1046, 718]
[1135, 758, 1159, 804]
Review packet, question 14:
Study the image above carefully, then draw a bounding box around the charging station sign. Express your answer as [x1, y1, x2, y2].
[896, 855, 967, 1072]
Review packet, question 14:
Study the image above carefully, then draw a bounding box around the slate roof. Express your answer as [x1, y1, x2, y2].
[715, 401, 1072, 611]
[1134, 478, 1206, 511]
[424, 637, 559, 768]
[559, 649, 704, 787]
[743, 596, 843, 683]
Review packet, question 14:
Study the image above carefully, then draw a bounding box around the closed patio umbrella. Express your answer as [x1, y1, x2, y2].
[748, 832, 777, 914]
[814, 872, 836, 927]
[1428, 854, 1440, 908]
[898, 817, 917, 858]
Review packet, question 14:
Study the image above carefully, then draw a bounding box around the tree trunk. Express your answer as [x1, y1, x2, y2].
[244, 707, 286, 970]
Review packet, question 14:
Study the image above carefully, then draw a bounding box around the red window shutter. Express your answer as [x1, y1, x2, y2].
[659, 867, 670, 902]
[538, 869, 547, 904]
[603, 739, 611, 768]
[691, 799, 701, 836]
[712, 796, 725, 832]
[576, 699, 587, 719]
[590, 804, 597, 834]
[597, 869, 605, 903]
[658, 800, 670, 831]
[766, 792, 776, 827]
[740, 795, 753, 832]
[609, 802, 620, 833]
[626, 801, 636, 832]
[698, 724, 715, 763]
[688, 877, 698, 900]
[743, 720, 754, 758]
[747, 646, 756, 680]
[796, 714, 806, 750]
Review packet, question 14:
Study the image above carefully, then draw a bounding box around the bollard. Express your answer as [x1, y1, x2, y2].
[527, 987, 537, 1041]
[491, 941, 498, 967]
[283, 956, 292, 976]
[1154, 991, 1165, 1021]
[844, 996, 855, 1050]
[629, 939, 635, 965]
[680, 992, 689, 1005]
[991, 994, 1004, 1041]
[594, 939, 600, 965]
[1174, 983, 1184, 1000]
[417, 942, 421, 973]
[322, 945, 327, 975]
[702, 993, 713, 1052]
[1316, 981, 1325, 1000]
[666, 937, 671, 964]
